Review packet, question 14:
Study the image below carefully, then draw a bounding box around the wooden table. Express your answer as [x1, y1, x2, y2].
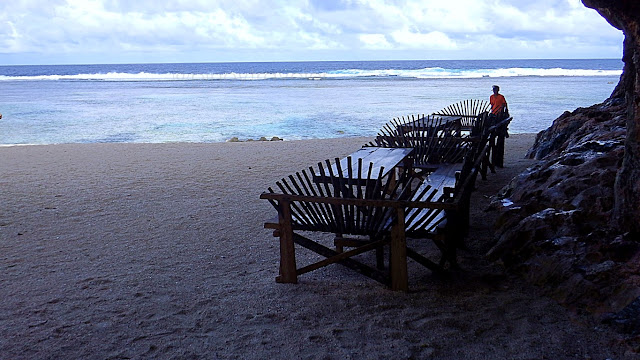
[313, 147, 414, 186]
[397, 115, 463, 135]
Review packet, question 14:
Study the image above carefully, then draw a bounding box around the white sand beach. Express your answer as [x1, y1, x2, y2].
[0, 134, 626, 359]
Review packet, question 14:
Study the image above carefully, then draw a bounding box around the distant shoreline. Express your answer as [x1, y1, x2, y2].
[0, 132, 538, 148]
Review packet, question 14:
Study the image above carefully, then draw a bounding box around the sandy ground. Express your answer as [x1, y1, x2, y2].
[0, 135, 627, 359]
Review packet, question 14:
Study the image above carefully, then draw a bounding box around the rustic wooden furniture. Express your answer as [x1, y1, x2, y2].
[260, 101, 512, 291]
[313, 147, 414, 187]
[432, 99, 513, 170]
[397, 114, 463, 136]
[260, 144, 488, 290]
[367, 114, 473, 171]
[261, 136, 491, 291]
[433, 99, 491, 132]
[432, 99, 512, 168]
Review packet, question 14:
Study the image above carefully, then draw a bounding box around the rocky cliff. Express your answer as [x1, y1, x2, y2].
[583, 0, 640, 233]
[487, 95, 640, 323]
[484, 1, 640, 346]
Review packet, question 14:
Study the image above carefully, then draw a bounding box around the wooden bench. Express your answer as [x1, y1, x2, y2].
[367, 114, 473, 171]
[260, 101, 511, 291]
[397, 115, 463, 137]
[260, 139, 488, 290]
[313, 147, 413, 188]
[433, 99, 513, 170]
[406, 164, 459, 231]
[433, 99, 491, 132]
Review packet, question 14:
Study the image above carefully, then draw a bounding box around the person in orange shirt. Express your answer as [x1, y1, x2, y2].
[490, 85, 508, 118]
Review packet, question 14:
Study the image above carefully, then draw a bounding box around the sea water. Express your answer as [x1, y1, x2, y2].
[0, 59, 622, 145]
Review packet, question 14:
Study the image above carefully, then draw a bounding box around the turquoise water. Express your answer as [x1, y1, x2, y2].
[0, 59, 622, 145]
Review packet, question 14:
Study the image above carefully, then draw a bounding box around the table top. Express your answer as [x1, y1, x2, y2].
[399, 115, 462, 132]
[314, 147, 414, 182]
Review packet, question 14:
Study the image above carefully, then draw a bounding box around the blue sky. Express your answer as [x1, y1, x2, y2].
[0, 0, 624, 65]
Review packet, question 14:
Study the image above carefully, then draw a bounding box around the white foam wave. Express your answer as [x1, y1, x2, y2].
[0, 71, 331, 81]
[327, 67, 622, 79]
[0, 67, 622, 82]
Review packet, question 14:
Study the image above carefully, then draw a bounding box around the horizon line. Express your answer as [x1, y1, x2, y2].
[0, 57, 623, 67]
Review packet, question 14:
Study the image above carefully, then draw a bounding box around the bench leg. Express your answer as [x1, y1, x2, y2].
[490, 135, 499, 172]
[441, 210, 463, 270]
[389, 208, 408, 291]
[334, 234, 344, 253]
[376, 241, 385, 270]
[496, 131, 506, 168]
[276, 200, 298, 284]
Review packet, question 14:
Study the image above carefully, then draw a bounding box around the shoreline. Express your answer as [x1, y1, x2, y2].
[0, 131, 538, 148]
[0, 133, 625, 359]
[0, 136, 370, 148]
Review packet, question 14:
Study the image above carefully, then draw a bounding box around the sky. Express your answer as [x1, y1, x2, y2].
[0, 0, 624, 65]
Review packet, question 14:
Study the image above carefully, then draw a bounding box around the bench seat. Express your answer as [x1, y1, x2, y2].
[405, 163, 461, 235]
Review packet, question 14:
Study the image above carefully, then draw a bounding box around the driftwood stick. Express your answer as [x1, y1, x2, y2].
[364, 162, 377, 232]
[364, 165, 383, 231]
[326, 158, 345, 232]
[265, 187, 278, 210]
[370, 167, 390, 233]
[406, 248, 444, 274]
[345, 157, 355, 233]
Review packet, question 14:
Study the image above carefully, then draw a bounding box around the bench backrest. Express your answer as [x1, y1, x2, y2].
[433, 99, 491, 130]
[262, 137, 487, 238]
[367, 114, 473, 167]
[264, 157, 421, 236]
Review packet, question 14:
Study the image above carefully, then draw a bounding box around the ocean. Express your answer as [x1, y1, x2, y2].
[0, 59, 623, 145]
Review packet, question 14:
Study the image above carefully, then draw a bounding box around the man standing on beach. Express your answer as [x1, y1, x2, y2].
[490, 85, 508, 119]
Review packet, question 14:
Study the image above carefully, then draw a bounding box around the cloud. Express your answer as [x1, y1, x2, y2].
[391, 30, 457, 50]
[0, 0, 624, 64]
[359, 34, 392, 49]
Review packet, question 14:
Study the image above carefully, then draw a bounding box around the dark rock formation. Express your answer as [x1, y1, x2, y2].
[484, 1, 640, 345]
[527, 97, 626, 160]
[582, 0, 640, 233]
[487, 100, 638, 319]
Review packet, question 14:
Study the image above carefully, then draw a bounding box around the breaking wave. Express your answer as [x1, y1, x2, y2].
[0, 67, 622, 82]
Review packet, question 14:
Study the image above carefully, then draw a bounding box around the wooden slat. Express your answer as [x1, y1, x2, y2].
[260, 190, 458, 210]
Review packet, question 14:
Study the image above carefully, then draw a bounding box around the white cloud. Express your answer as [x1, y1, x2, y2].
[0, 0, 625, 64]
[402, 0, 492, 34]
[487, 0, 621, 43]
[359, 34, 392, 49]
[391, 30, 457, 50]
